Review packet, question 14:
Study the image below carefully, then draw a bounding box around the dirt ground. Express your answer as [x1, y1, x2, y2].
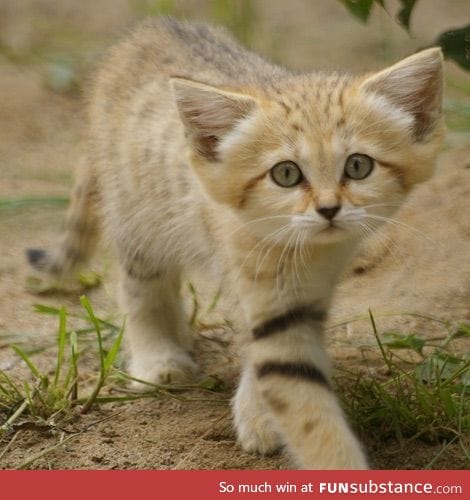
[0, 0, 469, 469]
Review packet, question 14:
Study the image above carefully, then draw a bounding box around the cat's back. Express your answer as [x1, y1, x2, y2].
[85, 18, 275, 263]
[88, 17, 280, 118]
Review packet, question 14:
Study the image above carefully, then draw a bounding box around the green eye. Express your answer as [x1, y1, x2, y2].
[270, 161, 303, 188]
[344, 154, 374, 180]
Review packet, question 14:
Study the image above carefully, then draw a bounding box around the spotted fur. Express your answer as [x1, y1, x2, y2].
[27, 18, 444, 469]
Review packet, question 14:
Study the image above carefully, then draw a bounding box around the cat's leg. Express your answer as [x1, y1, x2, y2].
[234, 303, 368, 469]
[119, 267, 198, 389]
[233, 363, 283, 455]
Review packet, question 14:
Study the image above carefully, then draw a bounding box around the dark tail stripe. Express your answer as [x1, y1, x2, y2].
[257, 361, 330, 389]
[252, 304, 326, 340]
[26, 248, 47, 268]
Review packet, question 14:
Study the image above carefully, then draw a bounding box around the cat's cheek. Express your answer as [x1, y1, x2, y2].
[343, 172, 404, 207]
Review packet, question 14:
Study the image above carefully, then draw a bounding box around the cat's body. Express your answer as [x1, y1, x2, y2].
[28, 18, 444, 469]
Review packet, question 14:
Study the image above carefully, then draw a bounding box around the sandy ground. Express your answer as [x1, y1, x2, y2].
[0, 0, 469, 469]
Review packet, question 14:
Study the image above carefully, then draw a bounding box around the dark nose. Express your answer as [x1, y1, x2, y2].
[316, 205, 341, 221]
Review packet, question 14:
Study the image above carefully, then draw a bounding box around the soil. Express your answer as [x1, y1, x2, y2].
[0, 0, 469, 470]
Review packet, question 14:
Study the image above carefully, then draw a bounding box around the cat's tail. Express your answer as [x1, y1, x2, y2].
[26, 162, 100, 279]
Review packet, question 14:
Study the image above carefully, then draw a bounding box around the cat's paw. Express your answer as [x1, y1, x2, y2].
[128, 351, 199, 391]
[235, 412, 283, 455]
[233, 366, 283, 455]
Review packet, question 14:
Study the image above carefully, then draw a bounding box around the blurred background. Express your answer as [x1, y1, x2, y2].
[0, 0, 469, 205]
[1, 0, 468, 199]
[1, 0, 469, 330]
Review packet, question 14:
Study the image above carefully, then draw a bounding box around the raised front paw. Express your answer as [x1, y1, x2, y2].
[233, 392, 283, 455]
[235, 413, 283, 456]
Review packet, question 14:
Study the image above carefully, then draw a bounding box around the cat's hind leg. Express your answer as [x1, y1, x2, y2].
[119, 266, 198, 389]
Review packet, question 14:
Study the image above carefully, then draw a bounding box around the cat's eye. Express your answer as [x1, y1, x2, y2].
[344, 154, 374, 180]
[270, 161, 303, 188]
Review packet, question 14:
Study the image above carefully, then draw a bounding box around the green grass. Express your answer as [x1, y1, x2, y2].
[338, 311, 470, 467]
[0, 298, 124, 432]
[0, 296, 227, 468]
[1, 296, 468, 468]
[0, 196, 69, 214]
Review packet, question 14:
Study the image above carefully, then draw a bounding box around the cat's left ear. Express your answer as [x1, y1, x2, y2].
[170, 77, 257, 161]
[360, 48, 443, 140]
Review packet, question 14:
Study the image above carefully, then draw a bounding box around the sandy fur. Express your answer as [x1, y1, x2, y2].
[29, 18, 444, 469]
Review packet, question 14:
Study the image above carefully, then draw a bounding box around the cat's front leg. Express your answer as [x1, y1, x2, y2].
[234, 304, 368, 469]
[233, 363, 284, 455]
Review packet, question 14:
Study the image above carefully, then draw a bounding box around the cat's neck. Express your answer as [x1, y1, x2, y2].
[226, 229, 359, 323]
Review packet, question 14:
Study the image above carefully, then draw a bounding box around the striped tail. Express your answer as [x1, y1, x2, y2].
[26, 165, 100, 279]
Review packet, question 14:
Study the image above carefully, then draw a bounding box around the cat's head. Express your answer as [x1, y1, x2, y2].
[171, 48, 444, 245]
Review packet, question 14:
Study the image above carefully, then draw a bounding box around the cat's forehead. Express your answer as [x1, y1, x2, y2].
[258, 74, 359, 165]
[266, 73, 354, 128]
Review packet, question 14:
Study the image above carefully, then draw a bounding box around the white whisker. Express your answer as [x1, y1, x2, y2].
[253, 225, 292, 286]
[363, 214, 437, 247]
[225, 215, 292, 239]
[233, 223, 291, 284]
[359, 221, 403, 267]
[276, 230, 296, 301]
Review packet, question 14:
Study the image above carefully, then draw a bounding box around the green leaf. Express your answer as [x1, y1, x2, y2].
[416, 353, 467, 384]
[381, 332, 426, 354]
[198, 375, 226, 392]
[339, 0, 374, 23]
[435, 24, 470, 71]
[455, 323, 470, 337]
[397, 0, 417, 31]
[77, 271, 102, 289]
[33, 304, 63, 315]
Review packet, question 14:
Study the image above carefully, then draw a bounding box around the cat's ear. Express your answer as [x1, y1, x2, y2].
[170, 77, 257, 161]
[360, 48, 443, 140]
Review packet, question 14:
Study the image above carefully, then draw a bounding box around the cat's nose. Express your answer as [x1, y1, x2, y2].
[316, 205, 341, 221]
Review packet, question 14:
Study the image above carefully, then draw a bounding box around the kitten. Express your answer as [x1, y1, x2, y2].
[27, 18, 444, 469]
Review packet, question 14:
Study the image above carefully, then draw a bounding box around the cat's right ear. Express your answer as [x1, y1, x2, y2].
[170, 77, 257, 161]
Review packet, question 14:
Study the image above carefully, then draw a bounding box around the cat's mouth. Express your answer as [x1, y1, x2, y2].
[289, 214, 356, 244]
[291, 217, 352, 244]
[318, 223, 346, 235]
[293, 215, 343, 231]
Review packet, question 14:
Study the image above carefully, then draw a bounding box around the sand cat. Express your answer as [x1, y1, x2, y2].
[27, 18, 444, 469]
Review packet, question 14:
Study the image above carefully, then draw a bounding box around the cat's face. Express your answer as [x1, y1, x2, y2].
[173, 49, 444, 246]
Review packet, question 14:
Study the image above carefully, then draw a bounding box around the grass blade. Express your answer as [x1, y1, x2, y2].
[0, 196, 69, 213]
[368, 309, 394, 374]
[68, 331, 79, 401]
[79, 295, 105, 374]
[103, 319, 125, 375]
[53, 306, 67, 388]
[11, 345, 42, 379]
